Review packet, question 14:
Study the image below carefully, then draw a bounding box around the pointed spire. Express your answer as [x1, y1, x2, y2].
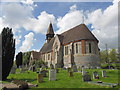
[46, 22, 55, 43]
[46, 23, 54, 35]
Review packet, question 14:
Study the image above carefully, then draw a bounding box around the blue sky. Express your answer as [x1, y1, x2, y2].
[0, 0, 118, 54]
[32, 2, 112, 50]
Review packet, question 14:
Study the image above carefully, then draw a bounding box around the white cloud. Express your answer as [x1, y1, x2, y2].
[56, 4, 84, 34]
[56, 1, 118, 50]
[1, 3, 55, 34]
[86, 0, 118, 49]
[19, 32, 34, 52]
[1, 3, 34, 34]
[14, 35, 22, 45]
[22, 11, 56, 34]
[21, 0, 34, 5]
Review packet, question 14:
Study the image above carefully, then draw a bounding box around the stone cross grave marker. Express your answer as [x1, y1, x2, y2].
[49, 69, 56, 81]
[72, 65, 78, 72]
[102, 70, 107, 77]
[93, 71, 99, 79]
[82, 72, 91, 82]
[37, 73, 43, 83]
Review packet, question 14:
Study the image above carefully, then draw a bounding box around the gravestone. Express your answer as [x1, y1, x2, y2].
[82, 72, 91, 82]
[10, 66, 16, 74]
[50, 64, 54, 69]
[72, 65, 78, 72]
[55, 64, 59, 73]
[37, 74, 43, 83]
[67, 67, 72, 73]
[97, 66, 101, 69]
[63, 67, 67, 70]
[49, 69, 56, 81]
[69, 71, 73, 77]
[40, 70, 47, 77]
[20, 68, 25, 73]
[93, 71, 99, 79]
[82, 67, 86, 75]
[102, 70, 107, 77]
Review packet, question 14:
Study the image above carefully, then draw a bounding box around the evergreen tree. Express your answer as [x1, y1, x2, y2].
[16, 52, 23, 68]
[1, 27, 15, 80]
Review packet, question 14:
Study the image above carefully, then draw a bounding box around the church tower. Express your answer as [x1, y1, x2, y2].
[46, 23, 55, 43]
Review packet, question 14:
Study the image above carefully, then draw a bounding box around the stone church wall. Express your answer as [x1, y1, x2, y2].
[74, 54, 100, 68]
[63, 40, 100, 68]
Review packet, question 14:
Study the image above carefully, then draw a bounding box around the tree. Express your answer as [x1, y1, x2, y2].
[22, 52, 31, 66]
[109, 49, 117, 63]
[16, 52, 23, 68]
[100, 50, 108, 63]
[1, 27, 15, 80]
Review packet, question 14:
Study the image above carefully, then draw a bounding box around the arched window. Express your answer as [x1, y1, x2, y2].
[89, 43, 92, 53]
[65, 46, 68, 55]
[76, 44, 78, 53]
[48, 54, 50, 60]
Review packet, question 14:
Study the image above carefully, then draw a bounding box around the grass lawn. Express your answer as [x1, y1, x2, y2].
[2, 69, 120, 89]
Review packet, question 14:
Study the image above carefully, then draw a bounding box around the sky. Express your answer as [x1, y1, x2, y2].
[0, 0, 119, 55]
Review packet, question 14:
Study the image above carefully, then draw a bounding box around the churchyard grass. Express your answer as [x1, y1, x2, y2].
[2, 69, 119, 88]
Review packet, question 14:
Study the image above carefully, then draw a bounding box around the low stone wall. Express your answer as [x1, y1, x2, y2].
[74, 54, 100, 68]
[64, 54, 100, 68]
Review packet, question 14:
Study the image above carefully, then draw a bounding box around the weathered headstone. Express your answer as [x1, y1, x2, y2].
[10, 66, 16, 74]
[97, 66, 101, 69]
[40, 70, 47, 77]
[69, 71, 73, 77]
[55, 64, 59, 73]
[93, 71, 99, 79]
[82, 73, 91, 82]
[67, 67, 72, 73]
[50, 64, 54, 69]
[72, 65, 78, 72]
[102, 70, 107, 77]
[49, 69, 56, 81]
[63, 67, 67, 70]
[37, 74, 44, 83]
[20, 68, 25, 73]
[82, 67, 86, 75]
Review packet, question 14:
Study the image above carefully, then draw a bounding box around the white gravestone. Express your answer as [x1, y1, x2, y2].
[82, 67, 86, 75]
[102, 70, 107, 77]
[49, 69, 56, 81]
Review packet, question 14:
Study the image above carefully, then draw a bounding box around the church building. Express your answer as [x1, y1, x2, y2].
[39, 23, 100, 68]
